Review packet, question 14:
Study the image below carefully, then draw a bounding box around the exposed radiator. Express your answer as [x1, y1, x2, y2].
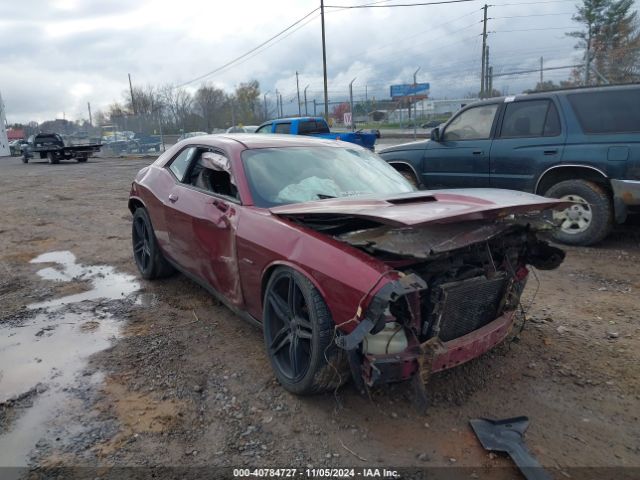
[434, 274, 508, 342]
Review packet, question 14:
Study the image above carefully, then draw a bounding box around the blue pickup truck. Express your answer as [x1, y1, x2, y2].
[255, 117, 379, 150]
[379, 84, 640, 246]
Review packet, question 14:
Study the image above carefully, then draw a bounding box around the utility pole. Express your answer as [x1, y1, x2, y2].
[540, 57, 544, 84]
[279, 93, 284, 117]
[313, 99, 317, 116]
[365, 85, 368, 103]
[304, 85, 309, 116]
[484, 46, 490, 96]
[275, 89, 280, 118]
[320, 0, 329, 120]
[296, 71, 302, 117]
[87, 102, 92, 127]
[413, 67, 420, 140]
[128, 73, 136, 115]
[349, 77, 356, 131]
[263, 93, 268, 121]
[480, 4, 488, 98]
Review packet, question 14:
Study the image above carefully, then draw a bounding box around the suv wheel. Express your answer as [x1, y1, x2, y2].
[545, 180, 613, 246]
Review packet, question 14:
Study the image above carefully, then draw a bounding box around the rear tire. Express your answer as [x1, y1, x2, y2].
[263, 267, 348, 395]
[545, 179, 613, 246]
[22, 156, 28, 164]
[77, 157, 87, 163]
[132, 207, 175, 279]
[47, 152, 59, 164]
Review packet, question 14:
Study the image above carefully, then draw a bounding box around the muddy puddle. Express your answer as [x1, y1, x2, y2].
[0, 251, 139, 467]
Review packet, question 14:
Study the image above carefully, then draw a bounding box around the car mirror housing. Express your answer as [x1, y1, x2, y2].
[430, 127, 441, 142]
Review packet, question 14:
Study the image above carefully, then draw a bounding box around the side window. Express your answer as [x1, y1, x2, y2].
[190, 151, 239, 200]
[443, 104, 498, 141]
[255, 124, 272, 134]
[274, 123, 291, 134]
[500, 100, 561, 138]
[568, 89, 640, 134]
[168, 147, 197, 181]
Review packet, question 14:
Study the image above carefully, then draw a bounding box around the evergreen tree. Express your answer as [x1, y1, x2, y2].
[569, 0, 640, 84]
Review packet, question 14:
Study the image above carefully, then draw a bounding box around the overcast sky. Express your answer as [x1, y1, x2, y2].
[0, 0, 624, 123]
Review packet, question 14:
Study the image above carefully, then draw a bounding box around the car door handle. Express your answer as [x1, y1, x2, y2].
[472, 150, 483, 155]
[212, 199, 229, 212]
[544, 149, 558, 156]
[168, 193, 178, 203]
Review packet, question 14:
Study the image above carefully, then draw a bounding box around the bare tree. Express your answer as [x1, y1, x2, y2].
[195, 84, 227, 131]
[159, 84, 194, 132]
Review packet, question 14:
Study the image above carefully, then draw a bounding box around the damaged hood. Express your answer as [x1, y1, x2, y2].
[270, 188, 571, 227]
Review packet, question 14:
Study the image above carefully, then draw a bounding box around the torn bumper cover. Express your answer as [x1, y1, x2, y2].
[361, 312, 514, 387]
[335, 272, 516, 387]
[334, 273, 426, 351]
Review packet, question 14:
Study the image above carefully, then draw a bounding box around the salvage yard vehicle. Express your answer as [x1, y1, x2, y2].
[132, 133, 162, 153]
[379, 84, 640, 246]
[9, 139, 28, 156]
[256, 116, 379, 150]
[22, 133, 102, 164]
[128, 134, 566, 397]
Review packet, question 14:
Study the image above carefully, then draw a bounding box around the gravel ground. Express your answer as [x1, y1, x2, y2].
[0, 154, 639, 479]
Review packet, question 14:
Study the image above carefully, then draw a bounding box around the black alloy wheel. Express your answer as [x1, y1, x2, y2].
[263, 267, 348, 395]
[131, 207, 175, 279]
[132, 214, 152, 274]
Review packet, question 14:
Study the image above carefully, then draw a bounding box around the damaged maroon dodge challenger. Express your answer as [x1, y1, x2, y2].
[129, 135, 567, 397]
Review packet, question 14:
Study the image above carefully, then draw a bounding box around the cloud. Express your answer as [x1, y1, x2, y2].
[1, 0, 582, 122]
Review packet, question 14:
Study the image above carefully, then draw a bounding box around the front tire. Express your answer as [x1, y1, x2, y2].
[545, 180, 613, 246]
[263, 267, 348, 395]
[132, 207, 175, 279]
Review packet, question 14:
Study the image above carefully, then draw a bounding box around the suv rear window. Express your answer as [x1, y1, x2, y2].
[568, 89, 640, 134]
[298, 120, 330, 135]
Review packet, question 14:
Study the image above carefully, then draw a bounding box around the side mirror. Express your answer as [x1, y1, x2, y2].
[430, 127, 441, 142]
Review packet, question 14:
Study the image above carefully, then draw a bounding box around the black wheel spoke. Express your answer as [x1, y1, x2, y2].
[133, 241, 144, 254]
[134, 219, 144, 240]
[288, 275, 299, 317]
[270, 326, 290, 354]
[289, 337, 300, 377]
[268, 293, 291, 324]
[296, 316, 313, 340]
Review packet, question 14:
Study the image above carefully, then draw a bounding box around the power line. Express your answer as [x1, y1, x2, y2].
[491, 12, 574, 18]
[326, 0, 479, 9]
[492, 64, 580, 77]
[174, 7, 320, 88]
[493, 26, 575, 32]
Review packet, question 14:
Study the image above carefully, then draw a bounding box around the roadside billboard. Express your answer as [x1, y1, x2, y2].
[390, 83, 430, 99]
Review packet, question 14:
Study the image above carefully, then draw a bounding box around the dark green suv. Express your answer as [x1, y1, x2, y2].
[379, 84, 640, 245]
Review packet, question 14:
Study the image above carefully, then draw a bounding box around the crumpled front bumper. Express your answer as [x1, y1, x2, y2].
[361, 311, 515, 386]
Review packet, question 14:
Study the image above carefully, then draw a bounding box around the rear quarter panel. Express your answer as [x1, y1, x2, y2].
[132, 166, 175, 252]
[556, 95, 636, 180]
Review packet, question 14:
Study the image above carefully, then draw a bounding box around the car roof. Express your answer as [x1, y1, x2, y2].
[469, 83, 640, 107]
[181, 133, 353, 150]
[259, 116, 324, 126]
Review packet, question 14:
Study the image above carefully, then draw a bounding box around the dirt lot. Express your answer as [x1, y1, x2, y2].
[0, 154, 639, 479]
